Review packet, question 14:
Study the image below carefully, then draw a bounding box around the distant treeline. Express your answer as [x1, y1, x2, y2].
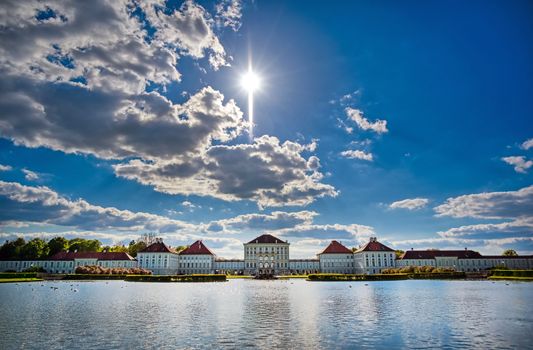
[0, 236, 187, 260]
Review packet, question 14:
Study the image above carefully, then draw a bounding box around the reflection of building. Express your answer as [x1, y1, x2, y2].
[244, 234, 290, 275]
[318, 241, 355, 274]
[354, 237, 396, 274]
[178, 240, 215, 274]
[397, 249, 533, 272]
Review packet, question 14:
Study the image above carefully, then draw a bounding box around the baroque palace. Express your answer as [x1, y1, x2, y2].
[1, 234, 532, 275]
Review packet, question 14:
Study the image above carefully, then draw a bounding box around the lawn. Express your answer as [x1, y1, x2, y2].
[0, 278, 43, 283]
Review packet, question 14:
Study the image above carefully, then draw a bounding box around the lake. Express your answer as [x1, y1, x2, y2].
[0, 279, 532, 349]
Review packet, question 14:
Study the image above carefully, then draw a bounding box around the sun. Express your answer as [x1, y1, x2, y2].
[241, 71, 261, 92]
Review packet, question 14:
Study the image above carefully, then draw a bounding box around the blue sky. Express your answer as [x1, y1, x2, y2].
[0, 0, 532, 258]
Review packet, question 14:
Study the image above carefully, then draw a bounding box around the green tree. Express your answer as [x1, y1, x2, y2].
[68, 238, 102, 252]
[109, 245, 129, 253]
[20, 238, 49, 259]
[174, 245, 187, 253]
[0, 237, 26, 259]
[395, 250, 405, 259]
[47, 236, 69, 256]
[503, 249, 518, 256]
[128, 240, 147, 257]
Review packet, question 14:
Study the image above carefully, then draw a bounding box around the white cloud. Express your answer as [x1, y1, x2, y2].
[22, 169, 39, 181]
[502, 156, 533, 173]
[0, 180, 193, 233]
[340, 149, 373, 161]
[207, 211, 318, 233]
[389, 198, 429, 210]
[336, 118, 354, 134]
[0, 180, 372, 258]
[0, 164, 12, 171]
[434, 185, 533, 219]
[0, 84, 245, 161]
[0, 1, 337, 209]
[181, 201, 196, 209]
[438, 216, 533, 238]
[114, 135, 338, 208]
[419, 185, 533, 254]
[345, 108, 388, 134]
[521, 138, 533, 150]
[216, 0, 242, 31]
[140, 0, 229, 70]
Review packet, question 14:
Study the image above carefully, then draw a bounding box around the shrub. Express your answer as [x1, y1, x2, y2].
[491, 270, 533, 278]
[0, 272, 38, 279]
[399, 266, 415, 273]
[432, 267, 455, 273]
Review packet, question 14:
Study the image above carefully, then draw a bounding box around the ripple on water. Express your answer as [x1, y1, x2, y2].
[0, 280, 532, 349]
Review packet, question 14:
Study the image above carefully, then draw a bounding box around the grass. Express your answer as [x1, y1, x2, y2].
[0, 278, 43, 283]
[488, 276, 533, 281]
[0, 272, 38, 279]
[490, 270, 533, 278]
[225, 275, 253, 279]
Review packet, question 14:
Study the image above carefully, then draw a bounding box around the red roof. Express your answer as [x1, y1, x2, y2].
[139, 241, 177, 254]
[355, 238, 394, 253]
[399, 250, 483, 260]
[179, 240, 215, 255]
[482, 255, 533, 259]
[247, 234, 287, 244]
[49, 252, 135, 261]
[319, 240, 353, 255]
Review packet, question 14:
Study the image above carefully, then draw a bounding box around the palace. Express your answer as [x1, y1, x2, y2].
[1, 234, 532, 274]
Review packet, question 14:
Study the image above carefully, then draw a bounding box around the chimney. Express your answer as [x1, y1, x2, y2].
[465, 247, 467, 251]
[411, 248, 413, 251]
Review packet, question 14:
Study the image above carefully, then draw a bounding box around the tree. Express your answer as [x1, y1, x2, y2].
[174, 245, 187, 253]
[20, 238, 49, 260]
[395, 250, 405, 259]
[503, 249, 518, 256]
[0, 238, 26, 259]
[128, 240, 147, 257]
[68, 238, 102, 252]
[47, 236, 69, 256]
[109, 245, 128, 253]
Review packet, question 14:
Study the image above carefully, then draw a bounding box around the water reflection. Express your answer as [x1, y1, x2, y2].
[0, 280, 532, 349]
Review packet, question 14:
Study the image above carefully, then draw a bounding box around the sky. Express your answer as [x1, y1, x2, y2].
[0, 0, 532, 258]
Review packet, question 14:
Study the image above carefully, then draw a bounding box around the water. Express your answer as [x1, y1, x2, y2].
[0, 279, 532, 349]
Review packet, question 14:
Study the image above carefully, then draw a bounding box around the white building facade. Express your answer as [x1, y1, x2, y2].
[289, 259, 320, 274]
[0, 251, 136, 274]
[397, 250, 533, 271]
[244, 234, 290, 275]
[318, 241, 355, 274]
[214, 259, 245, 274]
[354, 237, 396, 274]
[137, 239, 179, 275]
[178, 240, 215, 274]
[3, 236, 533, 276]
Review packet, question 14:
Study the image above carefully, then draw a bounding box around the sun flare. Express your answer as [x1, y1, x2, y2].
[241, 71, 261, 92]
